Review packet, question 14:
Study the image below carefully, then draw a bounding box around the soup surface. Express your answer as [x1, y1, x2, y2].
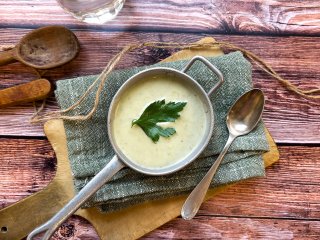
[112, 73, 208, 169]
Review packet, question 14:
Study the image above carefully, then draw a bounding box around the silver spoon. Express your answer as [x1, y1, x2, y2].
[181, 89, 265, 220]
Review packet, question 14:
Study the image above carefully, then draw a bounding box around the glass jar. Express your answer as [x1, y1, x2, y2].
[57, 0, 125, 24]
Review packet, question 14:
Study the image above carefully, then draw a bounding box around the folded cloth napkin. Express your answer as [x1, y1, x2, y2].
[55, 51, 269, 213]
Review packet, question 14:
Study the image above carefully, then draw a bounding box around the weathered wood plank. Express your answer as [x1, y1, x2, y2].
[25, 215, 320, 240]
[0, 139, 319, 221]
[143, 216, 320, 239]
[1, 0, 320, 35]
[201, 146, 320, 220]
[0, 30, 319, 143]
[0, 138, 56, 209]
[26, 215, 320, 240]
[2, 141, 320, 239]
[21, 216, 100, 240]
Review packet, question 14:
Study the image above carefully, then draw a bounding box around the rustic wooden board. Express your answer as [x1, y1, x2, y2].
[1, 0, 320, 35]
[0, 30, 319, 143]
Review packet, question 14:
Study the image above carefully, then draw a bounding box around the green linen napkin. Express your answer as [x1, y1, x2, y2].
[55, 51, 269, 213]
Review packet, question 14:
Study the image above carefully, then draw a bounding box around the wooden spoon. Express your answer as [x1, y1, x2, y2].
[0, 79, 51, 108]
[0, 26, 79, 69]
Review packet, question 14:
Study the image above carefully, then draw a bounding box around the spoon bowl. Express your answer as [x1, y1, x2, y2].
[181, 89, 265, 220]
[227, 89, 265, 136]
[0, 26, 80, 69]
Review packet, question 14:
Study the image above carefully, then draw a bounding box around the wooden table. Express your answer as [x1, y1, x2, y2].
[0, 1, 319, 239]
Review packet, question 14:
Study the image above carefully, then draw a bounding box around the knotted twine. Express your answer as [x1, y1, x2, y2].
[31, 41, 320, 123]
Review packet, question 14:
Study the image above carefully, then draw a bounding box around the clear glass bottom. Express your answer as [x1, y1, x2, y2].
[57, 0, 125, 24]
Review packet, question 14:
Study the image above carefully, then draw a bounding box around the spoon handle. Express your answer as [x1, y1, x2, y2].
[0, 49, 16, 66]
[0, 79, 51, 108]
[181, 134, 236, 220]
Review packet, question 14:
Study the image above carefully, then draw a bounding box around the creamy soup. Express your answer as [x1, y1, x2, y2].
[112, 73, 208, 169]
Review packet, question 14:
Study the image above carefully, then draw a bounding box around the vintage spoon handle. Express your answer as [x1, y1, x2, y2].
[181, 134, 236, 220]
[0, 79, 51, 108]
[0, 49, 16, 66]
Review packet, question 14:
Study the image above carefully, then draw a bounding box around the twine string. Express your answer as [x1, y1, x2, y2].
[31, 41, 320, 123]
[0, 45, 14, 51]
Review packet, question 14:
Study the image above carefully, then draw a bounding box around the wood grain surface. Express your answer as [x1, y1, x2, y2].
[1, 0, 320, 35]
[0, 0, 320, 239]
[1, 140, 319, 238]
[0, 30, 319, 143]
[0, 142, 318, 219]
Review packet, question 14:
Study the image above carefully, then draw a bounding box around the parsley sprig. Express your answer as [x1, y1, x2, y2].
[132, 100, 187, 143]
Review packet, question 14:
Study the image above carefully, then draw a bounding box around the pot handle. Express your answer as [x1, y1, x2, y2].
[27, 155, 125, 240]
[182, 56, 224, 96]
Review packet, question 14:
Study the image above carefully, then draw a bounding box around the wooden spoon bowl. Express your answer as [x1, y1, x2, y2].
[0, 26, 80, 69]
[16, 26, 80, 69]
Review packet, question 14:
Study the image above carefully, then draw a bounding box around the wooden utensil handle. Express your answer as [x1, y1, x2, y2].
[0, 79, 51, 107]
[0, 49, 16, 66]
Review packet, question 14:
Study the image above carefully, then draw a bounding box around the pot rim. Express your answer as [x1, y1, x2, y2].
[107, 66, 215, 175]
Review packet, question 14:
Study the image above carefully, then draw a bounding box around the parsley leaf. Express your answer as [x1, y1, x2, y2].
[132, 100, 187, 143]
